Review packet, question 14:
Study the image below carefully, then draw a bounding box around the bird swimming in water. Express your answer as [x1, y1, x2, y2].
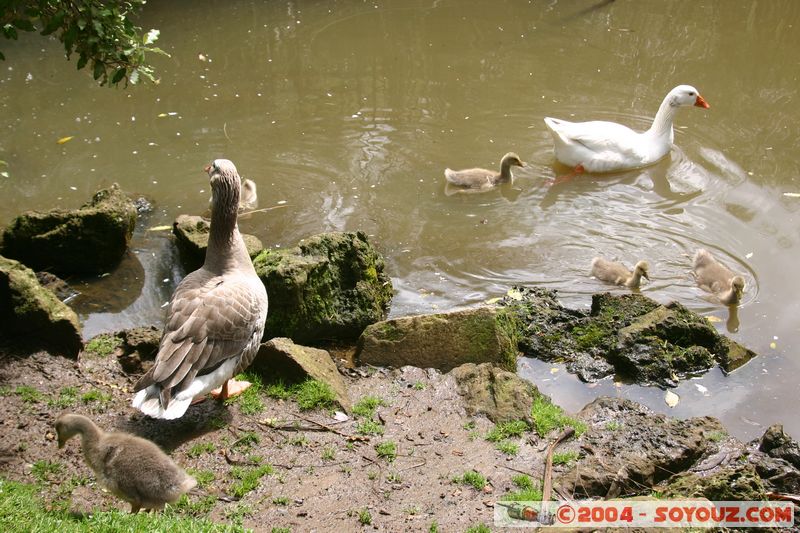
[692, 248, 745, 305]
[591, 257, 650, 289]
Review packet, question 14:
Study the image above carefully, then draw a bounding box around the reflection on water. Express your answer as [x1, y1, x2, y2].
[1, 0, 799, 439]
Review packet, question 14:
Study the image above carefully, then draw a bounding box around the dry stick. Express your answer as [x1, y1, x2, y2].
[542, 428, 576, 514]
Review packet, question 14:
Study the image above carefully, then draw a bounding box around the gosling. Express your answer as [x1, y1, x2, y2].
[444, 152, 526, 190]
[692, 248, 745, 305]
[55, 413, 197, 513]
[591, 257, 650, 289]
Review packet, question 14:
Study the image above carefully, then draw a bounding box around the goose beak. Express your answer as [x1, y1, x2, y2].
[643, 272, 650, 281]
[694, 94, 710, 109]
[203, 164, 212, 173]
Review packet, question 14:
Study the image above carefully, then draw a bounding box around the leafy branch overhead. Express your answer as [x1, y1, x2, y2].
[0, 0, 167, 86]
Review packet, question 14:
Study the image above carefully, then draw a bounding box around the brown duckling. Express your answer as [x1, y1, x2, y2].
[239, 177, 257, 210]
[692, 248, 745, 305]
[591, 257, 649, 289]
[55, 413, 197, 513]
[444, 152, 526, 190]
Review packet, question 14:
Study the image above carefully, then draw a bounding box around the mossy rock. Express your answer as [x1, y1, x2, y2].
[450, 362, 541, 424]
[0, 255, 82, 357]
[172, 214, 263, 271]
[254, 231, 393, 343]
[0, 184, 136, 275]
[662, 463, 768, 501]
[356, 306, 521, 372]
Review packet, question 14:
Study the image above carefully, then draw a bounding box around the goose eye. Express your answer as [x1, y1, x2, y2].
[688, 92, 695, 96]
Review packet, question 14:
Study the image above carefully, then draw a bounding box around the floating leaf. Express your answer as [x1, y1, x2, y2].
[745, 252, 754, 259]
[665, 390, 680, 408]
[550, 367, 559, 374]
[157, 113, 168, 118]
[147, 225, 172, 232]
[706, 315, 722, 323]
[783, 192, 800, 198]
[770, 342, 777, 349]
[484, 297, 501, 305]
[506, 288, 523, 301]
[695, 384, 709, 395]
[56, 136, 74, 144]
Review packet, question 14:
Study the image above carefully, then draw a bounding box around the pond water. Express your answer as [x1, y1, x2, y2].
[2, 0, 798, 440]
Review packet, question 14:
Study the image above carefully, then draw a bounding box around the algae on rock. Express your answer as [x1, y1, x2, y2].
[172, 214, 263, 272]
[254, 231, 392, 343]
[0, 255, 82, 357]
[1, 184, 137, 275]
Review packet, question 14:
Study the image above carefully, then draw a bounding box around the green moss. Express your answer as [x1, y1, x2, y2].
[15, 385, 43, 404]
[358, 508, 372, 525]
[465, 525, 491, 533]
[552, 450, 579, 465]
[572, 322, 607, 350]
[229, 464, 273, 498]
[294, 379, 336, 411]
[511, 474, 534, 490]
[453, 470, 487, 490]
[80, 390, 112, 411]
[186, 442, 216, 458]
[47, 387, 79, 408]
[84, 334, 122, 357]
[495, 306, 524, 370]
[352, 395, 387, 418]
[485, 420, 529, 442]
[272, 496, 290, 506]
[374, 321, 405, 342]
[225, 372, 264, 414]
[501, 487, 543, 502]
[356, 420, 384, 436]
[375, 441, 397, 462]
[495, 440, 519, 456]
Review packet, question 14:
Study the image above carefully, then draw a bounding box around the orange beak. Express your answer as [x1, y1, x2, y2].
[694, 94, 710, 109]
[203, 164, 211, 173]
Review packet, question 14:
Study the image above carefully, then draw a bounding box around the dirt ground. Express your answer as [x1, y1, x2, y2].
[0, 344, 559, 532]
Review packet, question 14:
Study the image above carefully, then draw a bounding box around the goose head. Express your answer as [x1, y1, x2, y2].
[501, 152, 526, 169]
[55, 413, 84, 448]
[633, 260, 650, 281]
[668, 85, 710, 109]
[731, 275, 745, 300]
[205, 159, 242, 208]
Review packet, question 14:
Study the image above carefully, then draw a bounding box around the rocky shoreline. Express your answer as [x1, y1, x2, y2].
[1, 185, 797, 531]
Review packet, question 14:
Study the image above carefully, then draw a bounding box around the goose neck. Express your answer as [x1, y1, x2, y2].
[646, 96, 678, 139]
[206, 186, 250, 272]
[499, 159, 514, 181]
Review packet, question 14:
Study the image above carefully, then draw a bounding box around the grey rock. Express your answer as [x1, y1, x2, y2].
[450, 362, 540, 424]
[172, 214, 262, 272]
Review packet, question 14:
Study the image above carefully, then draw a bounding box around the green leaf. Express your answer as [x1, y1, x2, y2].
[144, 28, 160, 45]
[111, 67, 126, 84]
[77, 18, 87, 31]
[93, 61, 105, 80]
[0, 51, 4, 61]
[13, 19, 36, 32]
[77, 53, 88, 70]
[3, 25, 19, 40]
[41, 11, 66, 36]
[128, 68, 140, 85]
[63, 25, 78, 52]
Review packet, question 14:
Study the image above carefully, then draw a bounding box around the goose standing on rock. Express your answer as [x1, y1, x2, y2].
[692, 248, 745, 305]
[55, 413, 197, 512]
[544, 85, 710, 174]
[591, 257, 649, 289]
[444, 152, 526, 192]
[133, 159, 269, 419]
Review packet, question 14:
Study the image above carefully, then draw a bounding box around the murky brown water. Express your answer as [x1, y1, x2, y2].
[2, 0, 799, 439]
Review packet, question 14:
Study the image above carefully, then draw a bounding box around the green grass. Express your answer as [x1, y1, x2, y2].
[84, 334, 122, 357]
[272, 496, 290, 506]
[15, 385, 43, 404]
[707, 430, 727, 442]
[552, 450, 579, 466]
[358, 508, 372, 525]
[174, 494, 217, 517]
[429, 520, 439, 532]
[271, 528, 291, 533]
[264, 380, 292, 400]
[80, 389, 112, 412]
[356, 419, 384, 436]
[225, 372, 264, 415]
[232, 431, 260, 450]
[511, 474, 533, 490]
[186, 441, 216, 458]
[485, 420, 529, 442]
[294, 379, 336, 411]
[386, 471, 402, 483]
[47, 387, 79, 408]
[0, 478, 244, 532]
[375, 441, 397, 462]
[229, 464, 273, 498]
[412, 381, 426, 390]
[351, 395, 387, 418]
[224, 503, 254, 528]
[31, 460, 62, 482]
[187, 469, 215, 488]
[0, 386, 12, 396]
[495, 440, 519, 456]
[465, 524, 491, 533]
[321, 446, 336, 461]
[530, 396, 586, 437]
[605, 421, 622, 431]
[453, 470, 487, 491]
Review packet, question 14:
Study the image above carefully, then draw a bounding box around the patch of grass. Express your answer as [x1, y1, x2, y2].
[294, 379, 336, 411]
[511, 474, 533, 491]
[187, 469, 215, 488]
[0, 386, 12, 396]
[288, 435, 308, 447]
[495, 440, 519, 456]
[412, 381, 426, 390]
[386, 471, 402, 483]
[501, 485, 543, 502]
[707, 430, 727, 442]
[229, 464, 273, 498]
[468, 430, 480, 441]
[224, 503, 254, 527]
[264, 380, 292, 400]
[485, 419, 529, 442]
[465, 524, 491, 533]
[47, 386, 79, 408]
[463, 420, 476, 430]
[552, 450, 579, 466]
[358, 508, 372, 525]
[453, 470, 487, 491]
[272, 496, 290, 506]
[605, 421, 622, 431]
[352, 395, 387, 418]
[225, 372, 264, 415]
[356, 419, 384, 436]
[84, 333, 122, 357]
[405, 505, 420, 515]
[15, 385, 43, 404]
[367, 471, 378, 480]
[375, 441, 397, 462]
[174, 494, 217, 517]
[31, 460, 62, 482]
[232, 431, 260, 450]
[80, 389, 112, 411]
[321, 446, 336, 461]
[187, 442, 216, 458]
[271, 528, 291, 533]
[0, 478, 244, 531]
[531, 396, 586, 437]
[429, 521, 439, 533]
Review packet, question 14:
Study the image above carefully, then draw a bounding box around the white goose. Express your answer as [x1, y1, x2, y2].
[132, 159, 269, 419]
[544, 85, 710, 173]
